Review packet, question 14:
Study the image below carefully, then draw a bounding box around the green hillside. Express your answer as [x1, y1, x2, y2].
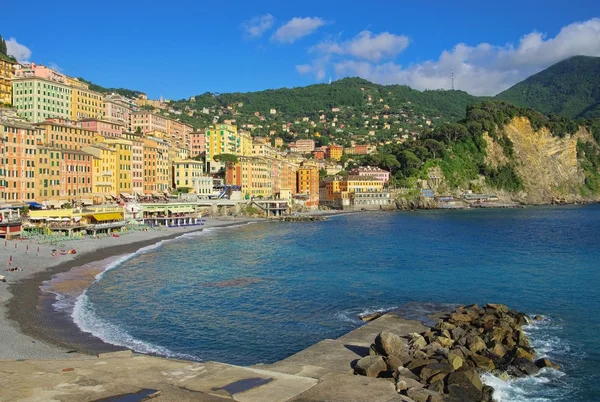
[496, 56, 600, 119]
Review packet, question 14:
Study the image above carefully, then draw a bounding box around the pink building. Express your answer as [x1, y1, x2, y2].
[291, 139, 315, 153]
[189, 131, 206, 158]
[349, 166, 390, 184]
[13, 63, 67, 84]
[166, 119, 194, 150]
[104, 96, 132, 131]
[131, 111, 167, 134]
[79, 119, 125, 138]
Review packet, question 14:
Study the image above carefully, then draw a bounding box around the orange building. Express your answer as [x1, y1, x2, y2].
[62, 149, 94, 202]
[327, 144, 343, 161]
[142, 139, 158, 195]
[189, 131, 206, 158]
[312, 150, 325, 160]
[0, 117, 37, 203]
[35, 119, 96, 150]
[297, 162, 319, 207]
[36, 146, 63, 203]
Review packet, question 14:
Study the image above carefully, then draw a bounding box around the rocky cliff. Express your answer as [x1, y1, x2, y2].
[482, 117, 599, 204]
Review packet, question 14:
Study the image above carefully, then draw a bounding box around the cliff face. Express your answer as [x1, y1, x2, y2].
[484, 117, 598, 204]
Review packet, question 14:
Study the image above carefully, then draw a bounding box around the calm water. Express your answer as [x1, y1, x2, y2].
[50, 206, 600, 401]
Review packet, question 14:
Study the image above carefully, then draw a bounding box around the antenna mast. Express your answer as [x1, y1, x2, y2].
[451, 69, 455, 90]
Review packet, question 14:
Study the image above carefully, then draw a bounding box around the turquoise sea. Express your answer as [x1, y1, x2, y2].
[45, 206, 600, 401]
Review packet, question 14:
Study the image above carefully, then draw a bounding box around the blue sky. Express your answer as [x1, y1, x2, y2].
[3, 0, 600, 98]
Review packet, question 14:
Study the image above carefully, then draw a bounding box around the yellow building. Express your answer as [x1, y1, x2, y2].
[0, 54, 16, 105]
[297, 162, 320, 207]
[36, 147, 64, 203]
[327, 144, 343, 161]
[340, 175, 383, 193]
[82, 143, 117, 202]
[98, 138, 133, 195]
[172, 159, 208, 194]
[67, 77, 104, 121]
[226, 156, 273, 199]
[205, 124, 252, 174]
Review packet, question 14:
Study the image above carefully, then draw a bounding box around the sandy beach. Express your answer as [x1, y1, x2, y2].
[0, 217, 262, 361]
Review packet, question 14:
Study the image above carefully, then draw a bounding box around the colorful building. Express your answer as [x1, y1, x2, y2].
[0, 115, 37, 203]
[297, 162, 320, 207]
[97, 137, 133, 195]
[121, 131, 144, 196]
[172, 159, 207, 193]
[226, 156, 273, 199]
[12, 76, 72, 123]
[205, 124, 251, 174]
[349, 166, 390, 183]
[62, 149, 94, 202]
[80, 118, 124, 138]
[143, 136, 170, 193]
[166, 119, 193, 150]
[131, 111, 167, 134]
[36, 146, 64, 203]
[0, 54, 16, 105]
[35, 119, 95, 150]
[68, 80, 104, 120]
[327, 144, 343, 161]
[103, 95, 133, 130]
[189, 131, 206, 158]
[81, 143, 117, 202]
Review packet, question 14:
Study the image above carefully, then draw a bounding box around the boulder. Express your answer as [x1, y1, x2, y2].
[447, 353, 464, 370]
[419, 363, 454, 383]
[409, 334, 428, 350]
[469, 354, 495, 371]
[490, 343, 507, 358]
[354, 355, 387, 377]
[385, 355, 404, 371]
[482, 385, 495, 402]
[535, 358, 560, 370]
[446, 384, 483, 402]
[394, 366, 420, 381]
[407, 358, 434, 373]
[428, 380, 444, 394]
[406, 387, 443, 402]
[511, 357, 540, 376]
[375, 331, 406, 357]
[451, 326, 467, 341]
[449, 313, 473, 323]
[396, 376, 424, 392]
[434, 321, 456, 331]
[447, 370, 484, 395]
[486, 303, 509, 313]
[516, 330, 531, 348]
[515, 347, 535, 361]
[467, 336, 487, 353]
[435, 336, 454, 348]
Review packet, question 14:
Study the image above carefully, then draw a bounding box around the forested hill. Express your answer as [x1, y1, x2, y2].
[495, 56, 600, 119]
[176, 78, 480, 120]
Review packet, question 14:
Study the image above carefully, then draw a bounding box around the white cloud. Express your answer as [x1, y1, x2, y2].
[312, 31, 409, 62]
[241, 14, 275, 39]
[301, 18, 600, 96]
[271, 17, 326, 44]
[296, 61, 326, 81]
[6, 37, 32, 63]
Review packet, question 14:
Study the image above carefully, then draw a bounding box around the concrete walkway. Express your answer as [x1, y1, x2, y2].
[0, 310, 431, 402]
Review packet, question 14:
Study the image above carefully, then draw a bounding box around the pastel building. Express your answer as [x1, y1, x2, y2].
[189, 131, 206, 158]
[96, 137, 133, 195]
[68, 78, 104, 120]
[205, 124, 251, 174]
[121, 132, 144, 195]
[12, 74, 72, 123]
[131, 111, 167, 134]
[104, 95, 133, 130]
[0, 115, 37, 202]
[36, 146, 63, 203]
[327, 144, 343, 161]
[349, 166, 390, 183]
[0, 54, 16, 105]
[62, 149, 94, 201]
[35, 119, 95, 150]
[297, 162, 319, 207]
[81, 143, 117, 202]
[80, 118, 125, 138]
[172, 159, 206, 193]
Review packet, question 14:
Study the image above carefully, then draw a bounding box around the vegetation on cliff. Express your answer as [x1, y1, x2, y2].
[496, 56, 600, 119]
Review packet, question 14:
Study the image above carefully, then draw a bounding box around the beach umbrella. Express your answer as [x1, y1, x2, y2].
[8, 255, 12, 265]
[26, 244, 29, 253]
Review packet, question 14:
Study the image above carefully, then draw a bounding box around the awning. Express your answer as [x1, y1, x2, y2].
[120, 192, 133, 199]
[26, 202, 45, 209]
[80, 199, 94, 206]
[92, 213, 123, 222]
[44, 200, 65, 208]
[168, 207, 195, 213]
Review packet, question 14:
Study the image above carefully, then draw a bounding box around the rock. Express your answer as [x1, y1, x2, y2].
[511, 357, 540, 376]
[491, 343, 507, 358]
[467, 336, 487, 353]
[407, 358, 434, 373]
[516, 330, 531, 348]
[407, 387, 443, 402]
[433, 321, 456, 331]
[412, 350, 429, 360]
[385, 355, 404, 371]
[396, 376, 424, 391]
[396, 396, 418, 402]
[369, 344, 379, 356]
[394, 366, 420, 381]
[482, 385, 495, 402]
[375, 331, 406, 357]
[447, 370, 484, 398]
[469, 354, 495, 371]
[354, 355, 387, 377]
[446, 384, 482, 402]
[409, 334, 428, 350]
[435, 336, 454, 348]
[534, 315, 543, 321]
[428, 380, 444, 394]
[447, 353, 464, 370]
[486, 303, 509, 313]
[451, 327, 466, 341]
[449, 313, 473, 323]
[535, 358, 560, 370]
[515, 347, 535, 361]
[419, 363, 454, 383]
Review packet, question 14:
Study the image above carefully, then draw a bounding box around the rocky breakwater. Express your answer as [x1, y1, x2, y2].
[353, 304, 560, 402]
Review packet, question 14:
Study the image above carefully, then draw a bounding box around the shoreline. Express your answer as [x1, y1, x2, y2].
[0, 217, 264, 360]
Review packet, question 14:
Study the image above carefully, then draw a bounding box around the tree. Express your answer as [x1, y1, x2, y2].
[437, 123, 468, 143]
[379, 153, 401, 173]
[424, 139, 443, 158]
[213, 154, 239, 163]
[0, 35, 7, 55]
[135, 127, 142, 135]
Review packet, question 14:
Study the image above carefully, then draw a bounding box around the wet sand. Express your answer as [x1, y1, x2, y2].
[0, 218, 262, 360]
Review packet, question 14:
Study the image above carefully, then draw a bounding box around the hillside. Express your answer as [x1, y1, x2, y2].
[496, 56, 600, 119]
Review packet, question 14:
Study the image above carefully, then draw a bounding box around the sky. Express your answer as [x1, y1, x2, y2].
[2, 0, 600, 99]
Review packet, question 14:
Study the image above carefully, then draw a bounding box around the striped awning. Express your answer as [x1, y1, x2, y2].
[92, 213, 123, 222]
[168, 207, 195, 213]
